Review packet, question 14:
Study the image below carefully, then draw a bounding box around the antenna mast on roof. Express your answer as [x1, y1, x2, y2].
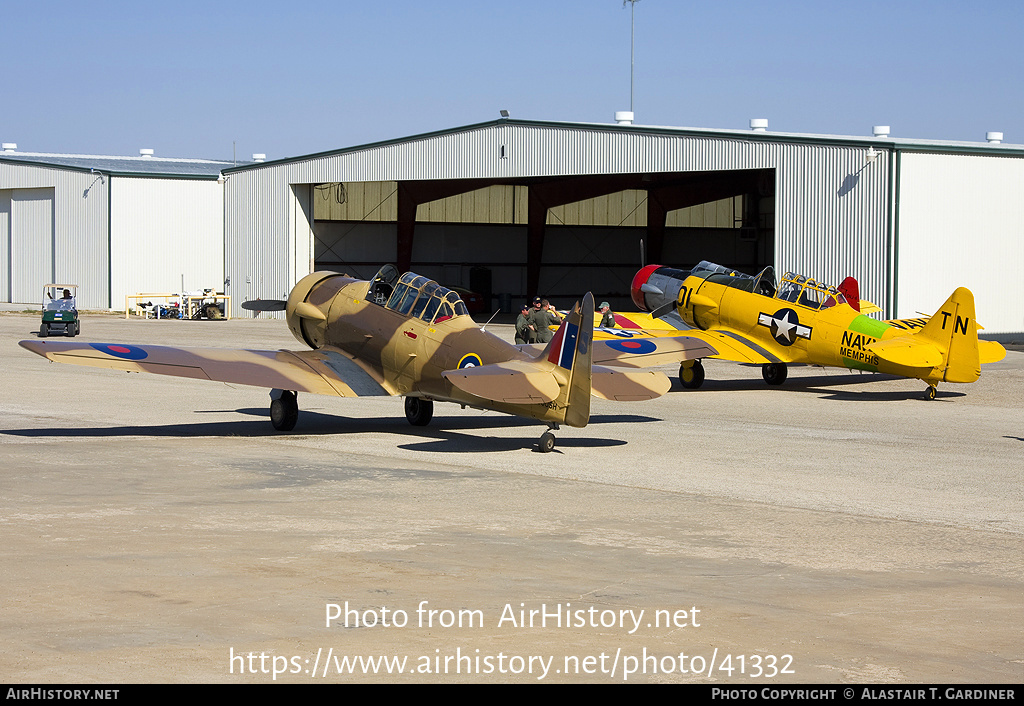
[623, 0, 641, 114]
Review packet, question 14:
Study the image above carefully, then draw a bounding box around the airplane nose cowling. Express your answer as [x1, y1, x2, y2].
[631, 264, 663, 311]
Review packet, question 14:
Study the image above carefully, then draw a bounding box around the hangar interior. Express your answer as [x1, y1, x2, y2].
[310, 169, 775, 312]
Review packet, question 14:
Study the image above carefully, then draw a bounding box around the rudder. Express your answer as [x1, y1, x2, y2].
[917, 287, 981, 383]
[539, 293, 594, 427]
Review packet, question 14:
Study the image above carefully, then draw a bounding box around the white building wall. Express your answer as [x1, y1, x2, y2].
[896, 152, 1024, 335]
[109, 177, 224, 308]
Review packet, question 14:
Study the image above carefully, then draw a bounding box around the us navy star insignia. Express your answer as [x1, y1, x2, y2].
[758, 308, 812, 346]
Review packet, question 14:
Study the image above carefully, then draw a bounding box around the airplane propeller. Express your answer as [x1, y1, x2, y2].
[242, 299, 287, 312]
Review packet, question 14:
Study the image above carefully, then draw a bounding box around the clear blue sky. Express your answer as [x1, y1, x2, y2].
[3, 0, 1022, 160]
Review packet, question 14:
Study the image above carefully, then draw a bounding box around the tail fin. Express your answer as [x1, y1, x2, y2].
[838, 276, 861, 312]
[539, 293, 594, 428]
[917, 287, 981, 383]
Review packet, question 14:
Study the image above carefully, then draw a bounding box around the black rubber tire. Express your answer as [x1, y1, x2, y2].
[762, 363, 788, 386]
[405, 397, 433, 426]
[39, 324, 48, 338]
[538, 431, 556, 453]
[270, 391, 299, 431]
[679, 360, 705, 389]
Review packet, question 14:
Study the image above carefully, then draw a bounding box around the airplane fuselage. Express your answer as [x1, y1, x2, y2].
[286, 272, 574, 424]
[675, 274, 978, 385]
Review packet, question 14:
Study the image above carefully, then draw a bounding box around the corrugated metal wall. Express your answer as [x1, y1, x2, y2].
[0, 162, 109, 307]
[896, 152, 1024, 334]
[109, 177, 225, 307]
[227, 123, 893, 319]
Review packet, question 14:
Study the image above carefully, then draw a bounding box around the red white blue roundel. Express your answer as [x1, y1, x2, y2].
[458, 353, 482, 368]
[90, 343, 149, 360]
[605, 339, 657, 354]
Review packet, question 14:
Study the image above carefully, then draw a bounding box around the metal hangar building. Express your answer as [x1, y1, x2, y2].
[0, 147, 228, 311]
[221, 118, 1024, 336]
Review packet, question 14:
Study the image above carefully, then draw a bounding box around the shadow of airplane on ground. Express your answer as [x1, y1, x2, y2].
[0, 412, 657, 453]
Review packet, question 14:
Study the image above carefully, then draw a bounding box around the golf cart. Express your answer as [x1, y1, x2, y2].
[40, 284, 80, 337]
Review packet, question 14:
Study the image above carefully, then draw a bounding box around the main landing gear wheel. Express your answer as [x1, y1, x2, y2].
[762, 362, 788, 386]
[679, 360, 705, 389]
[925, 385, 937, 401]
[405, 397, 433, 426]
[538, 431, 556, 453]
[270, 390, 298, 431]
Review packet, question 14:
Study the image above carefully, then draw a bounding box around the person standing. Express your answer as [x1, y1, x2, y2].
[515, 304, 534, 344]
[599, 301, 615, 328]
[530, 297, 560, 344]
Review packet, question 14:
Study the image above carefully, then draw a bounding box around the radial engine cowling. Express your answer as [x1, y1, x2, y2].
[286, 271, 356, 349]
[630, 265, 691, 313]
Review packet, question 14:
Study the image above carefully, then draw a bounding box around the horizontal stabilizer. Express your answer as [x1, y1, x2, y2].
[866, 338, 943, 368]
[591, 366, 670, 401]
[442, 360, 560, 404]
[979, 340, 1006, 364]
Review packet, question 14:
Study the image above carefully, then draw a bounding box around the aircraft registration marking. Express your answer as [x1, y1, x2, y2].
[89, 343, 149, 360]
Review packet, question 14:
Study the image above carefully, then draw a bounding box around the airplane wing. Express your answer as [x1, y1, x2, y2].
[595, 328, 786, 366]
[17, 340, 392, 397]
[590, 336, 717, 368]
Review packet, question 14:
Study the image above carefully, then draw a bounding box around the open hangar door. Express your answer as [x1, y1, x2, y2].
[311, 169, 774, 315]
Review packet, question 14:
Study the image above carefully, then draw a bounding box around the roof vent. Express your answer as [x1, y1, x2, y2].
[2, 143, 16, 152]
[614, 111, 634, 125]
[986, 131, 1003, 144]
[139, 148, 154, 158]
[252, 153, 266, 162]
[873, 125, 890, 138]
[749, 118, 768, 132]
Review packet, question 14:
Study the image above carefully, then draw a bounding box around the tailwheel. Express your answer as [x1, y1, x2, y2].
[762, 362, 788, 386]
[538, 431, 556, 453]
[405, 396, 433, 426]
[925, 385, 937, 401]
[270, 390, 299, 431]
[679, 359, 705, 389]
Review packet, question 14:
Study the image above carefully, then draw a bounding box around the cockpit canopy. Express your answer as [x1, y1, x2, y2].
[689, 260, 777, 298]
[775, 272, 848, 311]
[368, 267, 469, 324]
[689, 260, 847, 310]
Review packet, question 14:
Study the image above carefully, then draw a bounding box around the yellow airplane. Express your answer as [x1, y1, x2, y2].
[18, 265, 715, 452]
[627, 260, 1006, 400]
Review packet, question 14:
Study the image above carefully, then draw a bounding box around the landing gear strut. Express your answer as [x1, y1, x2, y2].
[270, 389, 298, 431]
[762, 362, 788, 386]
[405, 396, 433, 426]
[679, 359, 705, 389]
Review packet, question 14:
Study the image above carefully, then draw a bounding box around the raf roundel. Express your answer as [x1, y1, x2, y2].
[457, 353, 483, 369]
[89, 343, 149, 360]
[605, 339, 657, 354]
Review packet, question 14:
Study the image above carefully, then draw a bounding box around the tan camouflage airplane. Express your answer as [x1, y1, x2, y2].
[18, 265, 715, 452]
